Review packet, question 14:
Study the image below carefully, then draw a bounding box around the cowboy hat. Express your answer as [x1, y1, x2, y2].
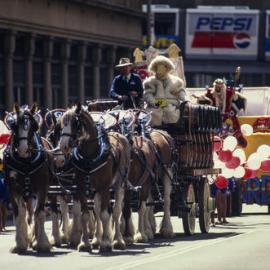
[115, 58, 133, 68]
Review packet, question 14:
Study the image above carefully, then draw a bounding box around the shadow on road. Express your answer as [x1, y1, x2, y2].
[16, 250, 72, 257]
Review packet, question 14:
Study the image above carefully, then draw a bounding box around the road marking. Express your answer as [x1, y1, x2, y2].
[106, 230, 255, 270]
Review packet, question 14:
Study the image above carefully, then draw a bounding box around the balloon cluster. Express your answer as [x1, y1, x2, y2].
[213, 123, 270, 189]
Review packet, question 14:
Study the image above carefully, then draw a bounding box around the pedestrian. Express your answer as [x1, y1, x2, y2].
[109, 57, 144, 109]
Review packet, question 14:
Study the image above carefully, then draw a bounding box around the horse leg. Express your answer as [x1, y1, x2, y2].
[58, 195, 70, 244]
[98, 191, 113, 253]
[148, 193, 156, 236]
[122, 190, 135, 246]
[50, 195, 61, 247]
[10, 196, 29, 254]
[88, 209, 96, 239]
[112, 186, 126, 250]
[77, 195, 91, 253]
[135, 200, 148, 243]
[92, 193, 102, 249]
[69, 199, 82, 248]
[144, 195, 155, 240]
[32, 194, 51, 253]
[160, 170, 174, 238]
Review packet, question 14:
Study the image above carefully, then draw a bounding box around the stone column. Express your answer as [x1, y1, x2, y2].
[44, 37, 53, 109]
[107, 45, 117, 87]
[92, 44, 101, 98]
[25, 33, 35, 105]
[61, 40, 70, 107]
[4, 30, 16, 110]
[78, 42, 87, 103]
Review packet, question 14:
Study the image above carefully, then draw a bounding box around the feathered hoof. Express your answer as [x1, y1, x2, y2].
[159, 228, 175, 239]
[50, 237, 61, 248]
[123, 236, 134, 246]
[113, 239, 126, 250]
[91, 238, 100, 250]
[78, 243, 92, 253]
[145, 229, 155, 240]
[60, 234, 69, 245]
[10, 246, 27, 254]
[99, 245, 112, 253]
[134, 232, 148, 243]
[69, 241, 79, 249]
[33, 243, 52, 253]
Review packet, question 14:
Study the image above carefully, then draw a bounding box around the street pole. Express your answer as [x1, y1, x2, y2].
[147, 0, 154, 46]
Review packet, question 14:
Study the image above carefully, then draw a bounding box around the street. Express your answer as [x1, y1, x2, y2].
[0, 204, 269, 270]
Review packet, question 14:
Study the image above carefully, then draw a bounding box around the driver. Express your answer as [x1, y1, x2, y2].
[109, 57, 144, 109]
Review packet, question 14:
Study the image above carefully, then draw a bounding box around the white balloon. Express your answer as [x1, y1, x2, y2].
[233, 166, 245, 178]
[241, 124, 253, 136]
[213, 152, 219, 161]
[223, 136, 238, 151]
[214, 160, 225, 169]
[248, 152, 263, 162]
[247, 158, 261, 170]
[257, 144, 270, 159]
[221, 167, 234, 178]
[233, 148, 246, 164]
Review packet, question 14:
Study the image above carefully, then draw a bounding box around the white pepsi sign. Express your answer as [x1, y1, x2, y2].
[186, 9, 259, 59]
[266, 11, 270, 60]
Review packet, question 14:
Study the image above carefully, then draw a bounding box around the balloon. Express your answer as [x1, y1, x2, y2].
[246, 158, 261, 170]
[218, 150, 233, 162]
[248, 152, 263, 162]
[243, 168, 257, 179]
[215, 175, 229, 189]
[241, 124, 253, 136]
[225, 156, 241, 169]
[221, 167, 234, 178]
[233, 166, 245, 178]
[223, 136, 237, 151]
[213, 152, 219, 161]
[260, 160, 270, 172]
[213, 136, 222, 151]
[257, 145, 270, 159]
[0, 134, 10, 144]
[233, 148, 246, 164]
[214, 159, 224, 169]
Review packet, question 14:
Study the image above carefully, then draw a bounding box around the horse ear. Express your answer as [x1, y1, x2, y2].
[30, 103, 37, 114]
[75, 103, 82, 114]
[14, 103, 20, 114]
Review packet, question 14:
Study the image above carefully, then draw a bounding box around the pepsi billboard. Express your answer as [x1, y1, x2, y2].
[266, 11, 270, 60]
[186, 9, 259, 59]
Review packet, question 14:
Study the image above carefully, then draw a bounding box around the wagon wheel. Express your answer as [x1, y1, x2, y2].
[198, 178, 213, 233]
[182, 183, 196, 236]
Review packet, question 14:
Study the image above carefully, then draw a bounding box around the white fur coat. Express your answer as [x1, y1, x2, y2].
[144, 74, 185, 126]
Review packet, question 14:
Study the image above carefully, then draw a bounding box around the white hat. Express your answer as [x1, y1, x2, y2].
[115, 58, 133, 68]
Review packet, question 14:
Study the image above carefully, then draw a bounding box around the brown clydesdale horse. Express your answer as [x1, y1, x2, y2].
[3, 104, 52, 253]
[59, 104, 130, 252]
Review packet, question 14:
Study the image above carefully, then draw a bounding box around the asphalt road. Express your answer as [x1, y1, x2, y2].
[0, 204, 269, 270]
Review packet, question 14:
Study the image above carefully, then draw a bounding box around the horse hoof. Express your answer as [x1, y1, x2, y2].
[50, 238, 61, 247]
[91, 238, 100, 250]
[60, 235, 69, 245]
[134, 233, 148, 243]
[69, 242, 78, 249]
[159, 229, 175, 239]
[10, 246, 27, 254]
[36, 246, 51, 253]
[124, 236, 134, 246]
[78, 243, 92, 253]
[113, 240, 126, 250]
[99, 245, 112, 253]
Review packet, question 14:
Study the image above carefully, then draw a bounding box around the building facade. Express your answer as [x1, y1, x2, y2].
[146, 0, 270, 88]
[0, 0, 144, 112]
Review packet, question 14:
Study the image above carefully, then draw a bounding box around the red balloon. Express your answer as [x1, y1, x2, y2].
[0, 134, 10, 144]
[243, 167, 258, 179]
[213, 136, 222, 152]
[218, 150, 233, 162]
[215, 175, 229, 189]
[225, 156, 241, 169]
[260, 160, 270, 172]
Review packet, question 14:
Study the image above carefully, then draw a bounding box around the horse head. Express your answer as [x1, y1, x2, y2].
[6, 104, 41, 159]
[59, 103, 97, 155]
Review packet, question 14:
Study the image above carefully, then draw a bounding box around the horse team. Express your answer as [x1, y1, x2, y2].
[2, 102, 180, 254]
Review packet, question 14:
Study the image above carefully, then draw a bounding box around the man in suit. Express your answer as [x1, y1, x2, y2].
[109, 58, 144, 109]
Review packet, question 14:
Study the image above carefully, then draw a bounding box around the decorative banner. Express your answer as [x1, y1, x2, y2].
[186, 8, 259, 59]
[142, 35, 180, 50]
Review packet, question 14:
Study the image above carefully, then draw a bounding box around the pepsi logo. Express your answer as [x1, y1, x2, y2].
[233, 33, 251, 49]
